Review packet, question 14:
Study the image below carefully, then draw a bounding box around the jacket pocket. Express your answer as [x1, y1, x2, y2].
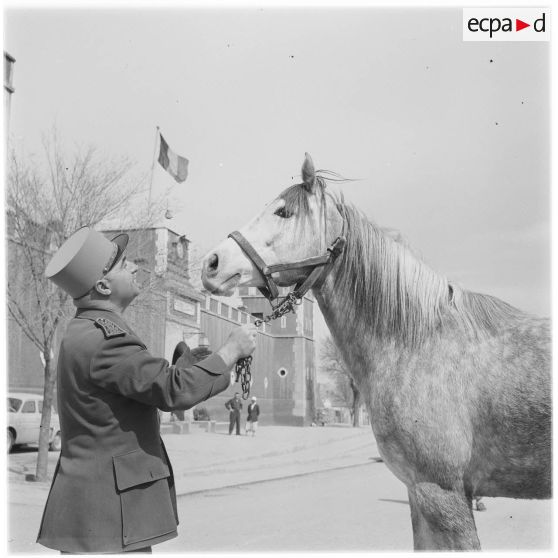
[113, 449, 176, 547]
[113, 449, 170, 491]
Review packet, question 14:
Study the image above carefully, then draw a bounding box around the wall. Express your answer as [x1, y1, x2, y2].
[198, 287, 317, 426]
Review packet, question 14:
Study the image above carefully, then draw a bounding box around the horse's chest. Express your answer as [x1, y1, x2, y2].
[362, 352, 473, 486]
[368, 377, 413, 444]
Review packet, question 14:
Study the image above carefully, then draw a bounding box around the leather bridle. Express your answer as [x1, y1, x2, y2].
[228, 186, 346, 305]
[228, 231, 346, 304]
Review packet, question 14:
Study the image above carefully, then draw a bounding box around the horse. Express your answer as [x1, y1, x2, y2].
[200, 153, 551, 551]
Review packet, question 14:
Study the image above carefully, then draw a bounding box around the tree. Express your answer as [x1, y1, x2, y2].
[319, 334, 362, 427]
[6, 130, 166, 481]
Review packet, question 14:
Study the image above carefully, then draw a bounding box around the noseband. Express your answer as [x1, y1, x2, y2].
[228, 230, 346, 304]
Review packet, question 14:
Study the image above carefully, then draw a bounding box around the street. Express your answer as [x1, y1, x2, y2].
[10, 459, 551, 554]
[165, 463, 552, 553]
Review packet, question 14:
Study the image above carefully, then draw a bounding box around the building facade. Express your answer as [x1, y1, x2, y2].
[199, 286, 317, 426]
[7, 224, 317, 425]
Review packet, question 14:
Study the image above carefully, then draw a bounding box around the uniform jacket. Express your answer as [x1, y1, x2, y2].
[247, 403, 260, 422]
[225, 397, 243, 414]
[37, 308, 231, 553]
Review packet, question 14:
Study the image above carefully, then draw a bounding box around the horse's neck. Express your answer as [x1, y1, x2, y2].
[313, 224, 448, 374]
[314, 281, 378, 367]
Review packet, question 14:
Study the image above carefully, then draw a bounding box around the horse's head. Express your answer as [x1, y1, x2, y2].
[201, 153, 344, 297]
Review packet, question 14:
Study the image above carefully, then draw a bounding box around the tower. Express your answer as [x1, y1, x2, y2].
[237, 287, 317, 425]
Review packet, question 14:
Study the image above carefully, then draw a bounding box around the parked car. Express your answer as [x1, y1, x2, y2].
[7, 392, 61, 453]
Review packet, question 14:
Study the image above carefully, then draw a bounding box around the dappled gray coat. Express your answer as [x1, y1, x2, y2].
[37, 307, 231, 553]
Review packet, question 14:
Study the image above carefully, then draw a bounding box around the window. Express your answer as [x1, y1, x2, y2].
[8, 398, 22, 412]
[280, 316, 286, 328]
[210, 299, 219, 313]
[21, 400, 36, 413]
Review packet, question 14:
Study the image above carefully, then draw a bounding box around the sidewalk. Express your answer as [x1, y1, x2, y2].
[8, 425, 379, 507]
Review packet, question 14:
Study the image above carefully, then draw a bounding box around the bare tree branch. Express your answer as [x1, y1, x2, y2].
[7, 127, 158, 481]
[319, 334, 362, 427]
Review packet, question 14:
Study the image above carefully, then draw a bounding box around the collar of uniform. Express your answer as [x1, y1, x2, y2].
[75, 307, 130, 332]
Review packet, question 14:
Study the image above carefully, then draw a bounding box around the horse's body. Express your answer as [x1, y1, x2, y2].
[201, 154, 551, 550]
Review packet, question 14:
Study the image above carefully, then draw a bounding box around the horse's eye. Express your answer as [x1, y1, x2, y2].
[274, 207, 292, 219]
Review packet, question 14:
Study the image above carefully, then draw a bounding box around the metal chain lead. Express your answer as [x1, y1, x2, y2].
[235, 292, 303, 399]
[235, 356, 252, 399]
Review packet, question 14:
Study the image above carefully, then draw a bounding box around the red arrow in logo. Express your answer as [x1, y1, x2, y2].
[516, 19, 530, 31]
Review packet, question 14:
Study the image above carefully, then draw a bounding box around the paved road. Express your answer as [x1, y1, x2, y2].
[8, 449, 552, 554]
[166, 464, 550, 553]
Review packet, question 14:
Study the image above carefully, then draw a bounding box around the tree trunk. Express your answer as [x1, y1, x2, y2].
[351, 386, 361, 427]
[35, 352, 57, 482]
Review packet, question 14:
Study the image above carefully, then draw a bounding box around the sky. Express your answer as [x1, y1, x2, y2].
[3, 3, 551, 335]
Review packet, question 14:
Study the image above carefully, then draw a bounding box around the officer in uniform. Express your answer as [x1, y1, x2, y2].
[36, 227, 257, 554]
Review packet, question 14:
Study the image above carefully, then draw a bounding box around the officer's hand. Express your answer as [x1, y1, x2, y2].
[172, 341, 193, 367]
[216, 324, 257, 369]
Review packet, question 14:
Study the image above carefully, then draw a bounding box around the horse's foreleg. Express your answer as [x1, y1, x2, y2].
[407, 483, 481, 551]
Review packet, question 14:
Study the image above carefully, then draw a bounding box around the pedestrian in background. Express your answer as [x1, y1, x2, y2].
[245, 396, 260, 436]
[37, 227, 257, 554]
[225, 392, 243, 435]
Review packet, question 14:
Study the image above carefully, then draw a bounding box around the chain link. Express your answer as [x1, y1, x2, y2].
[235, 356, 252, 399]
[235, 292, 303, 399]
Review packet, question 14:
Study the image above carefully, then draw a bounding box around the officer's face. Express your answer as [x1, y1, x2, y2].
[104, 256, 140, 308]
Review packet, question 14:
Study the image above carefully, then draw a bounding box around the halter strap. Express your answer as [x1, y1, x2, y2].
[228, 230, 345, 304]
[228, 231, 279, 300]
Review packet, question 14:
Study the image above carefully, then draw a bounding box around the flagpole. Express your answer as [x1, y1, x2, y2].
[148, 125, 160, 208]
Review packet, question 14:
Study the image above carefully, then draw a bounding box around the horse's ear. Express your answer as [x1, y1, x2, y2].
[301, 152, 316, 192]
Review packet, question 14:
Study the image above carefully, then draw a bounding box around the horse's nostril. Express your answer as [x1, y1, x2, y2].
[207, 253, 219, 272]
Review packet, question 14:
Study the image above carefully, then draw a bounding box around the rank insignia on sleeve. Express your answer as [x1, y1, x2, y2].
[94, 317, 126, 339]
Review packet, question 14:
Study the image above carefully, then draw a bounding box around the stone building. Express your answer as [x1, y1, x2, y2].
[7, 223, 317, 426]
[199, 286, 317, 426]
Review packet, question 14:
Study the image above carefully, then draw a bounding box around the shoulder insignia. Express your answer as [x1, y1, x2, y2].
[94, 317, 126, 339]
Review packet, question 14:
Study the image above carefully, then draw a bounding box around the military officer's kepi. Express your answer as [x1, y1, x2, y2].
[45, 227, 129, 299]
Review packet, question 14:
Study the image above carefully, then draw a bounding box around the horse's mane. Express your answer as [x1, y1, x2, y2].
[281, 177, 526, 346]
[331, 194, 526, 345]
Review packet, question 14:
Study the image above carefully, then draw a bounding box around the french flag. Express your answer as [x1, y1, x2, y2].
[158, 133, 189, 183]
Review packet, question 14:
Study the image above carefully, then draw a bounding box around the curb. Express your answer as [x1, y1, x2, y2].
[169, 428, 371, 479]
[175, 459, 376, 498]
[8, 428, 374, 488]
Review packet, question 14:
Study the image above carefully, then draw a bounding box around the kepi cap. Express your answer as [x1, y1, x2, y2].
[45, 227, 129, 299]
